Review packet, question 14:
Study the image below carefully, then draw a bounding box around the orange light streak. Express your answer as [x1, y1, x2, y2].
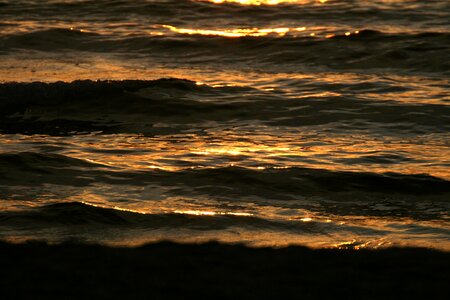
[162, 25, 293, 37]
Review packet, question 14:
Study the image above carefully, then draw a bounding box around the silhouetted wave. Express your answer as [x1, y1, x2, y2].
[0, 201, 387, 235]
[1, 79, 449, 135]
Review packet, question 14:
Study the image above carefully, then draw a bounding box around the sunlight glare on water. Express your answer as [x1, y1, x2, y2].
[201, 0, 327, 5]
[162, 25, 304, 37]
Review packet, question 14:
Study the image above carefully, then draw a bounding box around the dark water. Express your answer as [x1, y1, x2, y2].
[0, 0, 449, 249]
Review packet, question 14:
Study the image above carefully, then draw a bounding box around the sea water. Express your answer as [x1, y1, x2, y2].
[0, 0, 449, 250]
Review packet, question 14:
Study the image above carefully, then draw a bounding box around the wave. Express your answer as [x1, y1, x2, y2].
[1, 29, 449, 72]
[1, 78, 449, 135]
[0, 78, 203, 115]
[0, 201, 386, 235]
[1, 201, 447, 243]
[3, 0, 447, 21]
[1, 152, 449, 198]
[0, 151, 105, 169]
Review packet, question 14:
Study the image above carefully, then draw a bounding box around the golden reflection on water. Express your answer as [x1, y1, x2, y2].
[299, 217, 313, 222]
[5, 53, 447, 105]
[162, 25, 307, 37]
[202, 0, 327, 5]
[3, 198, 445, 250]
[1, 180, 448, 250]
[174, 210, 253, 217]
[101, 134, 448, 179]
[1, 132, 449, 179]
[157, 24, 360, 39]
[333, 240, 384, 250]
[77, 201, 254, 217]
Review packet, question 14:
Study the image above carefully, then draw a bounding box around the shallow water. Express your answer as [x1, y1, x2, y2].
[0, 0, 449, 249]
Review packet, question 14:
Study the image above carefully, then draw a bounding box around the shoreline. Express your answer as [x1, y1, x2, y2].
[1, 240, 448, 299]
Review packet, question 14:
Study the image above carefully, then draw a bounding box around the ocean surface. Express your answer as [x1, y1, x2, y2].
[0, 0, 449, 250]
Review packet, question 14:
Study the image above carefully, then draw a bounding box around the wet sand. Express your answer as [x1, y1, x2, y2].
[1, 240, 448, 299]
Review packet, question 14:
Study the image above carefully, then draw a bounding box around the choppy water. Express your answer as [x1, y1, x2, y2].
[0, 0, 449, 249]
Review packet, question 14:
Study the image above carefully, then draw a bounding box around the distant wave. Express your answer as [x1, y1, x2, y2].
[1, 29, 449, 72]
[2, 0, 446, 22]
